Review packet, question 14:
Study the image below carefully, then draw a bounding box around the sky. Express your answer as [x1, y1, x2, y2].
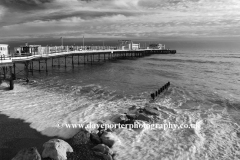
[0, 0, 240, 48]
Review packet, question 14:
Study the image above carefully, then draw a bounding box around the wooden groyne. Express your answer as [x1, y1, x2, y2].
[0, 49, 176, 88]
[150, 82, 170, 100]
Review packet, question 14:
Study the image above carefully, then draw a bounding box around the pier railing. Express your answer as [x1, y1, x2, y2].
[11, 45, 176, 62]
[14, 45, 120, 57]
[0, 55, 11, 60]
[0, 55, 12, 64]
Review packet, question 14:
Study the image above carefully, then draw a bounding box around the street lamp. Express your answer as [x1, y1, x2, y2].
[60, 37, 63, 46]
[82, 35, 84, 50]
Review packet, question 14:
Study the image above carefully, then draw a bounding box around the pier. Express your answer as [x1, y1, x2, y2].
[0, 48, 176, 89]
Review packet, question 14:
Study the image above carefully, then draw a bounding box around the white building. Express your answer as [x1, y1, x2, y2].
[0, 44, 10, 57]
[157, 44, 165, 50]
[121, 42, 140, 50]
[14, 45, 41, 56]
[131, 43, 140, 50]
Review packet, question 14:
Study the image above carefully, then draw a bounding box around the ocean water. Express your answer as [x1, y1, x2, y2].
[0, 49, 240, 159]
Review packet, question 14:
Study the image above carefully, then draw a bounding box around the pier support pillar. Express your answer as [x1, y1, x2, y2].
[39, 60, 41, 72]
[45, 59, 48, 73]
[25, 62, 29, 82]
[58, 57, 60, 68]
[30, 61, 33, 76]
[9, 66, 14, 90]
[3, 67, 6, 79]
[91, 54, 93, 65]
[84, 55, 86, 65]
[65, 56, 67, 68]
[13, 63, 16, 80]
[72, 55, 74, 68]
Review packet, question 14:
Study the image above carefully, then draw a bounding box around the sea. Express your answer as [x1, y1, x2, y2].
[0, 48, 240, 160]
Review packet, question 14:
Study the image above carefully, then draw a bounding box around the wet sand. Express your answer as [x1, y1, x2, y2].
[0, 113, 53, 160]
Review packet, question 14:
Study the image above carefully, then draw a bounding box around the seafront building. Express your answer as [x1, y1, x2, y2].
[0, 44, 10, 57]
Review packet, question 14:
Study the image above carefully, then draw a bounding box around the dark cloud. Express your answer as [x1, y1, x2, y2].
[78, 0, 97, 1]
[138, 0, 201, 8]
[0, 8, 141, 27]
[44, 10, 138, 21]
[0, 0, 54, 10]
[78, 0, 92, 1]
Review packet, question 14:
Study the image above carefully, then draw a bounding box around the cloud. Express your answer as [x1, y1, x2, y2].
[1, 0, 240, 41]
[0, 6, 7, 20]
[0, 0, 53, 10]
